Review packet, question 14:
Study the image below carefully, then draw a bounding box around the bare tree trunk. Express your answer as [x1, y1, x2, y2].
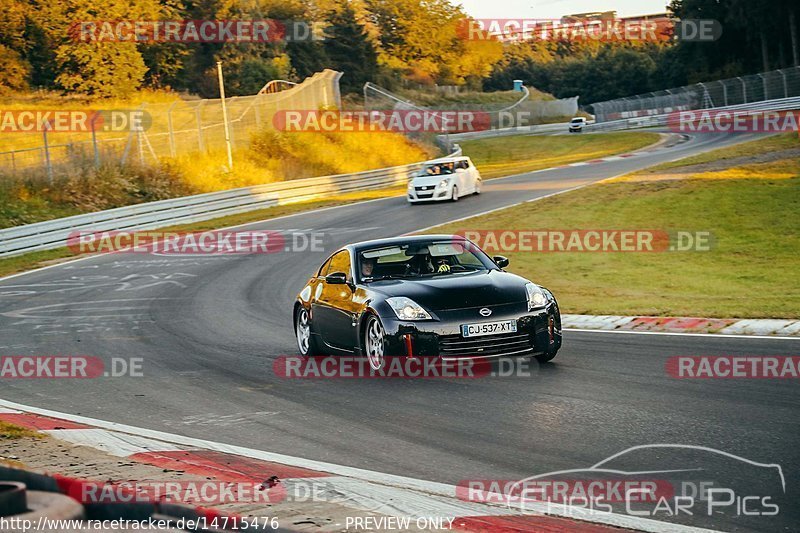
[790, 8, 799, 67]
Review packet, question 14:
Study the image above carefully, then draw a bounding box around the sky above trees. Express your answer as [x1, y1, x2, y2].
[456, 0, 670, 19]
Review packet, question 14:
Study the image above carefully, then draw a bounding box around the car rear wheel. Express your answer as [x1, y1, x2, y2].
[474, 179, 481, 195]
[364, 314, 386, 370]
[295, 307, 320, 356]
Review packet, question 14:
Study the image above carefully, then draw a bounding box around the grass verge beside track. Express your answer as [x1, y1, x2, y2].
[461, 132, 661, 178]
[0, 132, 666, 278]
[428, 134, 800, 318]
[0, 421, 41, 441]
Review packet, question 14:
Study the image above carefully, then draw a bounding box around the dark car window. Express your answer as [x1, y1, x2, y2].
[357, 240, 494, 282]
[326, 250, 352, 279]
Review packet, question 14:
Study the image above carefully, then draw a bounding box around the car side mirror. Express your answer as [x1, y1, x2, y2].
[326, 272, 348, 284]
[493, 255, 509, 268]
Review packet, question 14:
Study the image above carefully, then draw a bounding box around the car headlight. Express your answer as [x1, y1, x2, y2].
[438, 178, 450, 188]
[526, 283, 548, 310]
[386, 297, 432, 320]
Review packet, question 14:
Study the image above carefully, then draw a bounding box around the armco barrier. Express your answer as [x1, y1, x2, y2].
[448, 94, 800, 142]
[585, 95, 800, 133]
[0, 148, 460, 258]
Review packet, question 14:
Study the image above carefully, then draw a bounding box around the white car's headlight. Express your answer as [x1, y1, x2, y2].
[438, 178, 450, 188]
[386, 297, 432, 320]
[526, 283, 548, 310]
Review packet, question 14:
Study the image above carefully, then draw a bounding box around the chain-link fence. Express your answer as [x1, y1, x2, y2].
[363, 82, 579, 129]
[590, 66, 800, 122]
[0, 70, 343, 180]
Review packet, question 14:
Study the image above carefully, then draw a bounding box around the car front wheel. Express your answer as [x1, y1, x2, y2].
[364, 314, 386, 370]
[296, 306, 320, 356]
[451, 185, 459, 202]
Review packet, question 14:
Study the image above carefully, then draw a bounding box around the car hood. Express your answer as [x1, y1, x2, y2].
[411, 174, 453, 186]
[368, 270, 530, 311]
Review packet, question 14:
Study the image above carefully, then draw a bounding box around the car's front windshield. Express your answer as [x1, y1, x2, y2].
[357, 241, 493, 282]
[418, 162, 455, 176]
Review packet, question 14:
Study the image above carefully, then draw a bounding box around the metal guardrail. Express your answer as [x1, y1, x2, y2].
[584, 95, 800, 132]
[0, 148, 461, 258]
[445, 122, 571, 142]
[447, 95, 800, 141]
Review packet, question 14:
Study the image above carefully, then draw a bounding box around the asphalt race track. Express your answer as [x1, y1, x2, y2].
[1, 132, 797, 532]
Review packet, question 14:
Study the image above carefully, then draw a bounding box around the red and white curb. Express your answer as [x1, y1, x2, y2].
[562, 314, 800, 338]
[0, 400, 722, 533]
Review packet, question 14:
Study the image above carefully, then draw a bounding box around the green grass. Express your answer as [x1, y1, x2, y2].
[462, 132, 662, 178]
[428, 166, 800, 318]
[0, 421, 41, 440]
[640, 133, 799, 172]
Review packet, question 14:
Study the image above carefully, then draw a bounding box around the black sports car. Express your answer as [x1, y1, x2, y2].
[293, 235, 562, 370]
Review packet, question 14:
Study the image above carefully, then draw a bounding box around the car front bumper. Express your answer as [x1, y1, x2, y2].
[408, 184, 452, 202]
[376, 301, 561, 359]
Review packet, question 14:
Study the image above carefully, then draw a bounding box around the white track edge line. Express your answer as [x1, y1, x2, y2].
[565, 327, 800, 341]
[0, 398, 721, 533]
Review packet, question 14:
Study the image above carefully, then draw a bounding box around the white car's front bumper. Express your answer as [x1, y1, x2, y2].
[407, 183, 453, 203]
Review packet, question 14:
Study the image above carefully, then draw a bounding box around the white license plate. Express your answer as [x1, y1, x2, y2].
[461, 320, 517, 338]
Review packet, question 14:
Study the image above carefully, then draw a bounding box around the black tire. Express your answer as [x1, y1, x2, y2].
[363, 313, 386, 370]
[475, 180, 481, 195]
[534, 312, 561, 363]
[451, 185, 459, 202]
[295, 306, 321, 356]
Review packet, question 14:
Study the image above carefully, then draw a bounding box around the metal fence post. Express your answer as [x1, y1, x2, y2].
[91, 112, 101, 168]
[254, 93, 262, 128]
[737, 77, 747, 103]
[777, 69, 788, 98]
[217, 61, 234, 169]
[720, 80, 728, 107]
[167, 102, 177, 157]
[42, 121, 53, 183]
[196, 101, 205, 152]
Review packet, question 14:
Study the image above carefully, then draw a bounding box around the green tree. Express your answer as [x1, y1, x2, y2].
[0, 0, 30, 91]
[323, 2, 377, 93]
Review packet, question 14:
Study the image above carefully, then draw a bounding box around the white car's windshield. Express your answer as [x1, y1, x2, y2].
[418, 162, 455, 176]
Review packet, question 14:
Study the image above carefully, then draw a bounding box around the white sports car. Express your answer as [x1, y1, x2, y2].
[407, 157, 482, 204]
